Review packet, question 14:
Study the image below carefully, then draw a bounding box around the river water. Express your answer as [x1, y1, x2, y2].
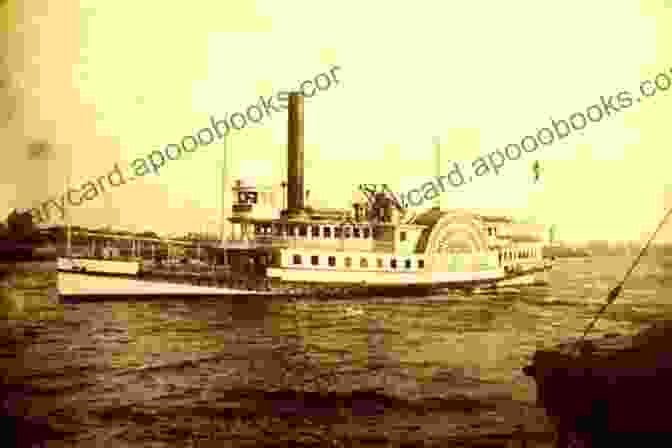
[1, 256, 670, 447]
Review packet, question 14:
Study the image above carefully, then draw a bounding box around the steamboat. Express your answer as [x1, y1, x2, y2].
[58, 93, 552, 298]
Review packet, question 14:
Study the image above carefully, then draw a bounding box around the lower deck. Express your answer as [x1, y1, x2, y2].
[57, 255, 551, 298]
[268, 263, 550, 287]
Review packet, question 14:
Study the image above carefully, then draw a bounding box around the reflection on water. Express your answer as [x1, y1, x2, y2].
[0, 257, 670, 446]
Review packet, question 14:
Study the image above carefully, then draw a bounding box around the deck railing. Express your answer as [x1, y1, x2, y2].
[224, 236, 289, 249]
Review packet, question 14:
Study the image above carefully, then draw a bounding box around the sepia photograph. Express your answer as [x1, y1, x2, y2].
[2, 1, 672, 446]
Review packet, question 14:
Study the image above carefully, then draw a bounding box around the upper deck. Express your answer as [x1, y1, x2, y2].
[225, 181, 548, 265]
[227, 218, 426, 254]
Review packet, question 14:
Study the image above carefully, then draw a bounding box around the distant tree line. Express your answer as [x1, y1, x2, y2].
[0, 209, 41, 260]
[0, 208, 219, 261]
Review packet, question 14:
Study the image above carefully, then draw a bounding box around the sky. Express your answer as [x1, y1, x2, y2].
[1, 0, 672, 242]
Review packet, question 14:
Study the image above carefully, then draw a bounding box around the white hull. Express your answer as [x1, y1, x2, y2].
[496, 271, 548, 287]
[57, 257, 549, 298]
[267, 267, 504, 286]
[57, 257, 268, 297]
[57, 257, 140, 275]
[58, 269, 543, 298]
[58, 271, 270, 297]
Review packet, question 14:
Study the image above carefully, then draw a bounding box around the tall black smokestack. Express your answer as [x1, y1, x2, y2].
[287, 93, 304, 215]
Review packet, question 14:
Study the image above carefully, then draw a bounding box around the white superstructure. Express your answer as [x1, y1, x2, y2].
[225, 179, 550, 289]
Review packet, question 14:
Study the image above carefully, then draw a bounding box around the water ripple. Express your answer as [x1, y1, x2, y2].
[0, 258, 669, 446]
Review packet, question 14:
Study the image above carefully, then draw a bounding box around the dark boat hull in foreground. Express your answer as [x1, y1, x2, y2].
[523, 320, 672, 446]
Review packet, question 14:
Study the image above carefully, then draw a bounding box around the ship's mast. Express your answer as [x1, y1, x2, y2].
[219, 136, 228, 244]
[433, 136, 441, 210]
[65, 159, 72, 257]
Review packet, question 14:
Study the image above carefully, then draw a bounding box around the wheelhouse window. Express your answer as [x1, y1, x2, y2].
[292, 254, 302, 265]
[363, 228, 371, 239]
[418, 259, 425, 269]
[354, 227, 361, 238]
[344, 227, 351, 238]
[345, 257, 352, 268]
[391, 259, 397, 269]
[299, 225, 308, 237]
[324, 227, 332, 238]
[311, 226, 320, 238]
[328, 256, 336, 267]
[335, 227, 342, 238]
[360, 257, 368, 268]
[404, 259, 411, 269]
[311, 255, 319, 266]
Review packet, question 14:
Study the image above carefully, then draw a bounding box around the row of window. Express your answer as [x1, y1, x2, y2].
[257, 223, 375, 239]
[291, 254, 425, 270]
[500, 248, 537, 260]
[255, 224, 409, 241]
[290, 250, 535, 269]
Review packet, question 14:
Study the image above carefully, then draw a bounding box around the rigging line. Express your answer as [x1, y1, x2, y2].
[577, 205, 672, 346]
